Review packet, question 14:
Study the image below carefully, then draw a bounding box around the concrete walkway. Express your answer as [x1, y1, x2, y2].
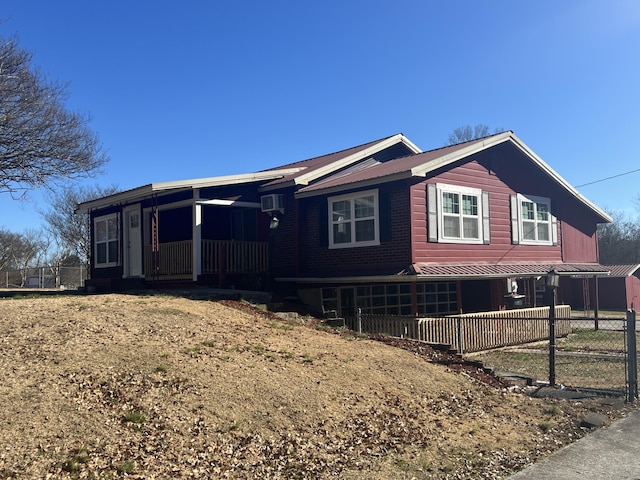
[509, 409, 640, 479]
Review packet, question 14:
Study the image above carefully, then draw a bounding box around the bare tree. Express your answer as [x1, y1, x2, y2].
[447, 124, 504, 145]
[42, 184, 119, 270]
[597, 210, 640, 265]
[0, 228, 21, 271]
[0, 36, 108, 195]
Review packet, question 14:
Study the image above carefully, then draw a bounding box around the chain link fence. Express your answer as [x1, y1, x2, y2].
[0, 266, 88, 290]
[472, 311, 638, 400]
[343, 307, 639, 401]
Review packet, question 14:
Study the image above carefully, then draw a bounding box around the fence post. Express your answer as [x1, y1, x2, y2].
[357, 308, 362, 334]
[456, 317, 463, 354]
[548, 291, 557, 387]
[626, 309, 638, 402]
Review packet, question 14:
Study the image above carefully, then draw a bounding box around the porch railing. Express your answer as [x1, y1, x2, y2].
[201, 240, 268, 274]
[144, 240, 193, 277]
[144, 240, 268, 278]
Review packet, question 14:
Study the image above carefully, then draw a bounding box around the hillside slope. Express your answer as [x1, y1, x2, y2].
[0, 293, 630, 479]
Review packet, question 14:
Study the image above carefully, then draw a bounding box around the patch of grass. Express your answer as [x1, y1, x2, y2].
[277, 349, 294, 359]
[147, 307, 184, 316]
[301, 353, 314, 364]
[393, 457, 409, 469]
[122, 410, 146, 424]
[182, 346, 201, 357]
[201, 340, 216, 347]
[154, 364, 168, 373]
[62, 446, 90, 473]
[251, 344, 267, 356]
[538, 421, 553, 433]
[544, 405, 562, 416]
[116, 460, 135, 474]
[267, 321, 294, 331]
[11, 293, 41, 300]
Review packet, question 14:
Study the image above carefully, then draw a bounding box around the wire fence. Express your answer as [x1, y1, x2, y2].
[0, 266, 88, 289]
[342, 308, 639, 401]
[474, 314, 637, 399]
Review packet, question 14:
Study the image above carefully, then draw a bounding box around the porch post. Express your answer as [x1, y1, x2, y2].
[193, 189, 202, 281]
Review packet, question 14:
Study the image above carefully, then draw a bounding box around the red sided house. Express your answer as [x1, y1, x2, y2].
[77, 131, 612, 316]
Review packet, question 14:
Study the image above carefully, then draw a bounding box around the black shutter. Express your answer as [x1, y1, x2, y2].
[319, 198, 328, 248]
[379, 190, 392, 243]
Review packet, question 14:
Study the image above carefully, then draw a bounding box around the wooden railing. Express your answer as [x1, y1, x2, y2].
[353, 306, 572, 354]
[144, 240, 268, 278]
[144, 240, 192, 277]
[201, 240, 268, 274]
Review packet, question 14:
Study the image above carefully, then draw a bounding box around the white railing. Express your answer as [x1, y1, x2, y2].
[355, 306, 572, 353]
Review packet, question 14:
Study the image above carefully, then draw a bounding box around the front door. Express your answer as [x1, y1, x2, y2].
[124, 205, 142, 277]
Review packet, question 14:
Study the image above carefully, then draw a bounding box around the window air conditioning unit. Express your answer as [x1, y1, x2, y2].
[261, 194, 284, 212]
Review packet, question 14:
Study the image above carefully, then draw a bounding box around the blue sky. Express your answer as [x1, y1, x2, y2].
[2, 0, 640, 232]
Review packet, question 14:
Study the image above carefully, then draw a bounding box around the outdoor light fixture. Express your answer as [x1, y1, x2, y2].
[546, 268, 560, 289]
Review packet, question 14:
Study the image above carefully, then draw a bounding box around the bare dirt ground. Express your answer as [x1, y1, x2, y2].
[0, 292, 635, 479]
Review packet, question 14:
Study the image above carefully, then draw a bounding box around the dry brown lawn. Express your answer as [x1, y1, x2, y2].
[0, 292, 634, 479]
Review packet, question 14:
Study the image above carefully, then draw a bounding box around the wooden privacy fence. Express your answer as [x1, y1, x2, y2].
[352, 306, 572, 353]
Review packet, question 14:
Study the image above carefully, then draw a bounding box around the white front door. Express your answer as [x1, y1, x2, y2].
[124, 205, 143, 277]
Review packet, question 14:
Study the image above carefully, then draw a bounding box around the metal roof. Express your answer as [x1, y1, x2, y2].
[259, 133, 421, 191]
[276, 262, 611, 284]
[602, 264, 640, 278]
[295, 131, 612, 224]
[408, 262, 611, 279]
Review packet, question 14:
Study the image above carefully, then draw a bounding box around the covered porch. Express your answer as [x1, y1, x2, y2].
[143, 239, 269, 280]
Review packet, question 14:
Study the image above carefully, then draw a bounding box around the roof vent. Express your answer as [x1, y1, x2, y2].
[261, 194, 284, 212]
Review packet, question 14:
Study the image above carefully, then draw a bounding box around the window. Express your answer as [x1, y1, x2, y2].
[94, 214, 119, 267]
[322, 284, 413, 316]
[328, 189, 379, 249]
[416, 282, 457, 316]
[512, 194, 556, 245]
[429, 183, 488, 244]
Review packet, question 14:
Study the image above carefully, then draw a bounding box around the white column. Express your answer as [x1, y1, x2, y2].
[193, 189, 202, 281]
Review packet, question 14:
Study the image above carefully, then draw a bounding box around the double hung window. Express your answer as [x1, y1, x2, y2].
[95, 214, 119, 267]
[515, 194, 554, 245]
[328, 189, 379, 248]
[435, 184, 486, 244]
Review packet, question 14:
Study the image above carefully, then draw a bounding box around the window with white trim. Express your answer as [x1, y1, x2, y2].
[94, 214, 119, 267]
[436, 184, 485, 244]
[328, 189, 380, 249]
[517, 193, 553, 245]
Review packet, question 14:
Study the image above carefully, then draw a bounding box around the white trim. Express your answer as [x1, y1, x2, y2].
[328, 189, 380, 249]
[517, 193, 553, 245]
[196, 199, 262, 208]
[76, 169, 301, 214]
[193, 189, 202, 280]
[436, 183, 484, 244]
[94, 213, 119, 268]
[123, 204, 143, 278]
[263, 134, 422, 191]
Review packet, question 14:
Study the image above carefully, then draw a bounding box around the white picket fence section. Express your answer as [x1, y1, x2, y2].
[353, 305, 571, 353]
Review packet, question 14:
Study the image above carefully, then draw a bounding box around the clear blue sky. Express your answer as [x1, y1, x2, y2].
[2, 0, 640, 232]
